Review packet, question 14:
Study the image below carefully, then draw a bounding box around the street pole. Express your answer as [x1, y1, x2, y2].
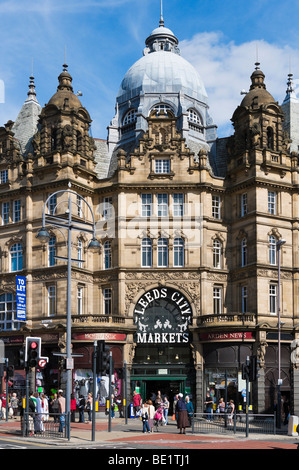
[5, 358, 8, 422]
[124, 361, 127, 425]
[92, 341, 97, 441]
[276, 239, 286, 429]
[245, 357, 249, 438]
[66, 193, 72, 441]
[36, 188, 101, 441]
[108, 351, 112, 432]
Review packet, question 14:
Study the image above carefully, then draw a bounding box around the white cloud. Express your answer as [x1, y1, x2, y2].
[180, 32, 299, 137]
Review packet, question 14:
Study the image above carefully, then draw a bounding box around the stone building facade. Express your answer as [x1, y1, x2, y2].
[1, 17, 299, 418]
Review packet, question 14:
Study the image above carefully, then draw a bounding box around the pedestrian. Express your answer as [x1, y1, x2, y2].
[204, 393, 214, 421]
[185, 396, 193, 426]
[163, 396, 169, 425]
[50, 393, 60, 422]
[28, 392, 36, 435]
[175, 393, 189, 434]
[283, 397, 290, 425]
[110, 394, 115, 418]
[78, 394, 86, 423]
[33, 392, 42, 433]
[86, 392, 92, 422]
[155, 390, 162, 409]
[58, 390, 66, 432]
[227, 399, 235, 426]
[218, 397, 225, 419]
[140, 402, 151, 433]
[132, 390, 142, 417]
[10, 393, 19, 419]
[1, 393, 6, 420]
[71, 394, 77, 422]
[173, 394, 179, 421]
[147, 399, 155, 432]
[41, 393, 49, 426]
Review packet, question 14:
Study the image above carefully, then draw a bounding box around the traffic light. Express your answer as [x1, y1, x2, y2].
[7, 364, 14, 378]
[96, 340, 110, 375]
[249, 355, 260, 382]
[242, 362, 249, 381]
[25, 337, 41, 368]
[18, 348, 26, 368]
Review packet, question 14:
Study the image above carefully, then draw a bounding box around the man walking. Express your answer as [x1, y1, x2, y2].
[132, 390, 142, 418]
[58, 390, 66, 433]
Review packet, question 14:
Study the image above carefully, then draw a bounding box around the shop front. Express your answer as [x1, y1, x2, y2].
[131, 286, 195, 410]
[200, 332, 254, 413]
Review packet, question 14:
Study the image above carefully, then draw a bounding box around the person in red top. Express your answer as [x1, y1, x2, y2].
[132, 390, 142, 418]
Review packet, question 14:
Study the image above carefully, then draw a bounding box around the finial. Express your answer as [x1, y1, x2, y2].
[159, 0, 164, 27]
[255, 61, 260, 71]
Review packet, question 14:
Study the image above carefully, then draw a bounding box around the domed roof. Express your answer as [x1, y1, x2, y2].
[46, 65, 83, 110]
[240, 65, 276, 108]
[117, 50, 208, 104]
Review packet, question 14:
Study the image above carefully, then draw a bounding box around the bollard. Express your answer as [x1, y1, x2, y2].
[287, 416, 299, 436]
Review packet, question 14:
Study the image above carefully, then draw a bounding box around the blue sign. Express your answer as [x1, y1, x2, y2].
[16, 275, 26, 321]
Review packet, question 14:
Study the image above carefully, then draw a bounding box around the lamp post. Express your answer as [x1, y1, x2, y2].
[36, 188, 100, 439]
[276, 238, 286, 428]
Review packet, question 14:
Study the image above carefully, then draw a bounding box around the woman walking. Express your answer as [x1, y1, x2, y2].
[175, 394, 189, 434]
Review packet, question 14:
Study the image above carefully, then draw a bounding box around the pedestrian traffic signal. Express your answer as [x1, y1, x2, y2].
[25, 337, 41, 368]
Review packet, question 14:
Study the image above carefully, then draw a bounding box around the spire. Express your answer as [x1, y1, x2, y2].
[283, 72, 298, 104]
[159, 0, 164, 27]
[249, 61, 266, 90]
[57, 63, 73, 92]
[25, 75, 38, 104]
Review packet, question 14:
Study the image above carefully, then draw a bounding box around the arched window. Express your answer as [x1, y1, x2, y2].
[51, 129, 57, 151]
[123, 109, 137, 126]
[241, 238, 247, 267]
[213, 239, 222, 269]
[104, 240, 112, 269]
[173, 238, 184, 267]
[187, 108, 203, 132]
[48, 236, 56, 267]
[141, 238, 152, 267]
[10, 243, 23, 272]
[157, 238, 168, 267]
[151, 103, 173, 116]
[269, 235, 277, 265]
[267, 127, 274, 150]
[76, 131, 83, 152]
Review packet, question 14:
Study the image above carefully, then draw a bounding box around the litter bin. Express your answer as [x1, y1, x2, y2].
[287, 416, 299, 436]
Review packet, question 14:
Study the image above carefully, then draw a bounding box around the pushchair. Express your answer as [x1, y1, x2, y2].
[153, 406, 165, 431]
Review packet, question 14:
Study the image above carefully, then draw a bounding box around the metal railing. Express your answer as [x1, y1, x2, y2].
[191, 412, 277, 435]
[22, 412, 68, 438]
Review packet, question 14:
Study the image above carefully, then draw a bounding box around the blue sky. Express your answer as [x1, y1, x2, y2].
[1, 0, 299, 138]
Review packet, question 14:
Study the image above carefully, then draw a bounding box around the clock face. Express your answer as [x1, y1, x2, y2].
[134, 287, 192, 338]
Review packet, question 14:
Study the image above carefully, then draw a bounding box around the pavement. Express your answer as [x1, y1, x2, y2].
[0, 414, 299, 450]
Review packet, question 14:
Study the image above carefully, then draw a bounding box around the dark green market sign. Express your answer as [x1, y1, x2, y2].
[134, 287, 192, 344]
